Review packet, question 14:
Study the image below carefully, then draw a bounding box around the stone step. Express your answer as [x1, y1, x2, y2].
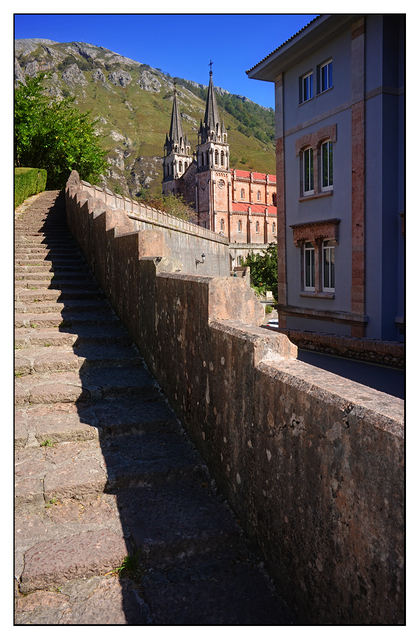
[15, 397, 179, 449]
[14, 364, 161, 405]
[14, 344, 142, 376]
[15, 288, 106, 302]
[15, 258, 86, 267]
[15, 269, 92, 280]
[18, 530, 128, 594]
[14, 238, 72, 244]
[15, 279, 99, 290]
[15, 251, 82, 261]
[15, 325, 133, 349]
[15, 310, 121, 329]
[15, 299, 111, 315]
[15, 431, 206, 506]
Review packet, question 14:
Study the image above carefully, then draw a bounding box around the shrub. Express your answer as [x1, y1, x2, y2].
[244, 243, 278, 299]
[15, 167, 47, 207]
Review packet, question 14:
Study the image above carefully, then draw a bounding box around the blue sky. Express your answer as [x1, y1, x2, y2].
[14, 13, 318, 108]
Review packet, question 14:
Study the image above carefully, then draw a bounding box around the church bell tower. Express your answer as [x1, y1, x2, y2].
[195, 64, 231, 232]
[162, 83, 193, 196]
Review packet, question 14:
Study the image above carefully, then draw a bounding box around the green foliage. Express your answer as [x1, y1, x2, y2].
[14, 167, 47, 207]
[244, 243, 278, 299]
[15, 73, 107, 190]
[140, 191, 197, 223]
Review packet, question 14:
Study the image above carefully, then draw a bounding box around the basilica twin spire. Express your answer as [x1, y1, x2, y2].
[165, 66, 227, 158]
[164, 83, 190, 157]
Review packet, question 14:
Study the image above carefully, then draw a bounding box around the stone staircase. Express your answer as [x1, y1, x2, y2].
[14, 190, 295, 625]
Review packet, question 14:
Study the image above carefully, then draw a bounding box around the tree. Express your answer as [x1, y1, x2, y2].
[244, 243, 278, 299]
[15, 73, 107, 189]
[139, 191, 197, 224]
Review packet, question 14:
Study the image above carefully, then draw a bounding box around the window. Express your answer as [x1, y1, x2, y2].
[303, 148, 314, 195]
[221, 150, 224, 166]
[215, 149, 219, 165]
[272, 222, 276, 233]
[220, 219, 225, 232]
[257, 190, 261, 201]
[238, 220, 242, 232]
[256, 221, 260, 233]
[241, 189, 245, 199]
[321, 140, 333, 190]
[323, 240, 335, 291]
[300, 71, 313, 103]
[304, 243, 315, 291]
[319, 60, 332, 93]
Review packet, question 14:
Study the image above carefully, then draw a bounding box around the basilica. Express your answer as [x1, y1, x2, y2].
[162, 69, 277, 260]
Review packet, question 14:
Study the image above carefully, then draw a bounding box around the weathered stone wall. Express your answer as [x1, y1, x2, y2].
[65, 171, 404, 624]
[78, 177, 230, 276]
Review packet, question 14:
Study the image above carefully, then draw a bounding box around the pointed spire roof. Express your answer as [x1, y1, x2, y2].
[203, 68, 221, 134]
[168, 83, 184, 147]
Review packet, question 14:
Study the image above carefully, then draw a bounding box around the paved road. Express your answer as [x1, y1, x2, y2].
[297, 349, 404, 399]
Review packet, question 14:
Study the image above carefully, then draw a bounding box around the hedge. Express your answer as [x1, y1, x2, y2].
[15, 167, 47, 208]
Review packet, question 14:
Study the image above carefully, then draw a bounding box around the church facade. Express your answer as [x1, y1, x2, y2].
[162, 71, 277, 265]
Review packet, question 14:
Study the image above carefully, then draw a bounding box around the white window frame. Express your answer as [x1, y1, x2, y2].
[322, 240, 335, 292]
[320, 59, 333, 93]
[321, 140, 333, 191]
[301, 71, 313, 103]
[303, 147, 314, 195]
[304, 242, 315, 291]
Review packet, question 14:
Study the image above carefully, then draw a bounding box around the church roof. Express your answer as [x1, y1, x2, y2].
[231, 202, 277, 215]
[233, 170, 276, 182]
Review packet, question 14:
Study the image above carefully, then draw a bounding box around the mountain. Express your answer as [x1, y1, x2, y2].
[14, 39, 276, 199]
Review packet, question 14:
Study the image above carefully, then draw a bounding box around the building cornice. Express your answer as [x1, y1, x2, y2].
[247, 14, 358, 82]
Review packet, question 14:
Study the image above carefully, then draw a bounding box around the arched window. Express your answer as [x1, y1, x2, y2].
[241, 189, 245, 199]
[272, 193, 277, 206]
[238, 220, 242, 232]
[272, 222, 276, 233]
[256, 221, 260, 233]
[221, 151, 224, 166]
[215, 150, 219, 165]
[220, 219, 225, 232]
[257, 191, 261, 201]
[179, 161, 182, 173]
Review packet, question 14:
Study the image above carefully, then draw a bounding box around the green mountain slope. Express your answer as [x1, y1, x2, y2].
[14, 39, 275, 198]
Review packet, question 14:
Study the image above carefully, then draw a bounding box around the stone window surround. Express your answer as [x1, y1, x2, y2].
[290, 218, 340, 297]
[296, 124, 337, 199]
